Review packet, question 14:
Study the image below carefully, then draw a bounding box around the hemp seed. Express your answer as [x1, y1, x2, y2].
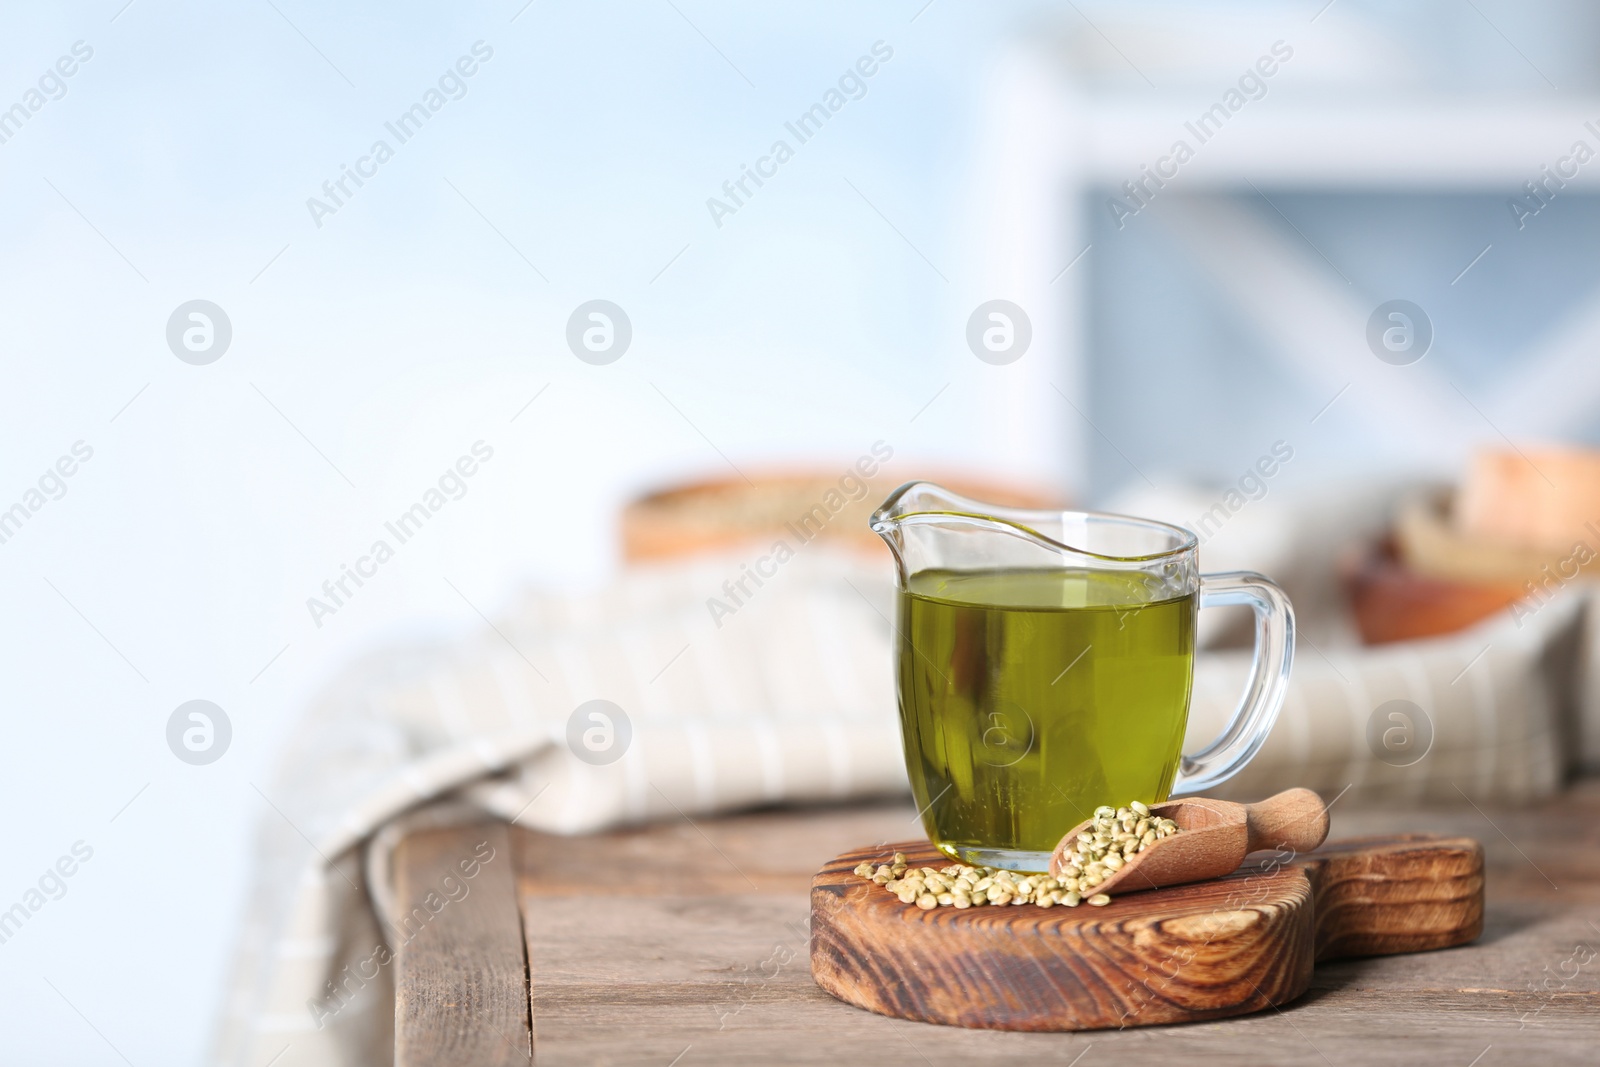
[851, 801, 1181, 911]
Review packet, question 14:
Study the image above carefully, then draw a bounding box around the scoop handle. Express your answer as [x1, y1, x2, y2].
[1243, 788, 1329, 854]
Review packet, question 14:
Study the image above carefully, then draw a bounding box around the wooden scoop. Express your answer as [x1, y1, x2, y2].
[1048, 788, 1330, 895]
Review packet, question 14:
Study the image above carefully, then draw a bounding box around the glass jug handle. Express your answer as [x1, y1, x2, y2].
[1171, 571, 1295, 795]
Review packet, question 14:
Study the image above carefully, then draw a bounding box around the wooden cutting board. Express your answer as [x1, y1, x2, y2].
[810, 834, 1483, 1031]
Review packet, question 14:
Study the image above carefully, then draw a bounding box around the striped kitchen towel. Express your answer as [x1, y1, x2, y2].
[214, 548, 1593, 1066]
[213, 548, 907, 1067]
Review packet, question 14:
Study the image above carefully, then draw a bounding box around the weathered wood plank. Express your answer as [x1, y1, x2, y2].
[517, 891, 1597, 1065]
[508, 787, 1600, 1065]
[393, 823, 532, 1067]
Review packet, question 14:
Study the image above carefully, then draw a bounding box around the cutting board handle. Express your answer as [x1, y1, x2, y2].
[1244, 787, 1330, 854]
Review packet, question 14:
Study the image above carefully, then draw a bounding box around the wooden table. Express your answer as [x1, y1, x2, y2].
[392, 781, 1600, 1066]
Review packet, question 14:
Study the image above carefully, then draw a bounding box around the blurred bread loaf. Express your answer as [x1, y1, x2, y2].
[1354, 445, 1600, 644]
[1395, 491, 1565, 584]
[621, 469, 1062, 562]
[1454, 447, 1600, 554]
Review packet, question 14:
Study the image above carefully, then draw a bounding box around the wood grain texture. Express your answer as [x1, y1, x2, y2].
[383, 782, 1600, 1065]
[1300, 835, 1485, 960]
[393, 823, 533, 1067]
[812, 834, 1482, 1031]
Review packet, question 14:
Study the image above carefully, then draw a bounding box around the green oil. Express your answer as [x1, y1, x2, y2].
[896, 567, 1195, 869]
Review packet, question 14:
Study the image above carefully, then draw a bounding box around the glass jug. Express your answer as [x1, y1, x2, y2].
[871, 481, 1295, 871]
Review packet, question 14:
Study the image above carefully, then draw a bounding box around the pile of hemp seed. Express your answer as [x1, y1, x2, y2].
[852, 801, 1180, 910]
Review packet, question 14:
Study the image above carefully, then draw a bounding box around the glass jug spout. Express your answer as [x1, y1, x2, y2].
[869, 480, 1197, 588]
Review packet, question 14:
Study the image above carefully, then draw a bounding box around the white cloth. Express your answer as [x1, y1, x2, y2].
[214, 550, 906, 1067]
[1191, 586, 1590, 804]
[214, 546, 1595, 1066]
